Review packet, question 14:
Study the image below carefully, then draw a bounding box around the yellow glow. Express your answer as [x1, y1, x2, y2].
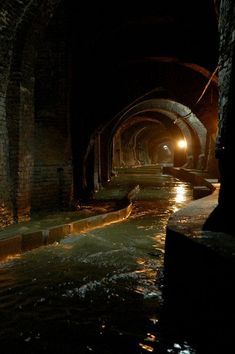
[139, 343, 154, 352]
[136, 258, 146, 265]
[177, 139, 187, 149]
[175, 185, 186, 203]
[0, 253, 22, 264]
[172, 205, 180, 213]
[149, 317, 158, 324]
[135, 286, 145, 295]
[145, 333, 157, 342]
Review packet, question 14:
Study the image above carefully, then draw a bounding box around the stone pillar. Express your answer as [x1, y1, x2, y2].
[16, 74, 35, 222]
[206, 133, 219, 177]
[204, 0, 235, 233]
[94, 134, 101, 192]
[112, 133, 122, 168]
[0, 94, 14, 229]
[0, 7, 14, 229]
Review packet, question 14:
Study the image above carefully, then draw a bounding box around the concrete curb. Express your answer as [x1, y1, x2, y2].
[0, 199, 133, 262]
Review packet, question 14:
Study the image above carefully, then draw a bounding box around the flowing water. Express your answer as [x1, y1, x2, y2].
[0, 172, 194, 353]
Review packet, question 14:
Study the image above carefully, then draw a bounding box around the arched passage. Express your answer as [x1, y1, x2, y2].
[112, 116, 188, 169]
[110, 99, 206, 155]
[0, 0, 219, 228]
[94, 97, 209, 190]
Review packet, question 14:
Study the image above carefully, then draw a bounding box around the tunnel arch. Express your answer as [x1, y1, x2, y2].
[114, 119, 174, 167]
[141, 109, 196, 166]
[109, 99, 206, 153]
[86, 92, 216, 193]
[148, 108, 202, 168]
[112, 115, 190, 169]
[131, 123, 175, 166]
[105, 98, 206, 178]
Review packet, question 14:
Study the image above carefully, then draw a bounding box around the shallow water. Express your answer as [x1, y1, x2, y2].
[0, 174, 194, 353]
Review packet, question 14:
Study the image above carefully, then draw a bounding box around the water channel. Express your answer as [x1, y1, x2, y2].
[0, 170, 194, 353]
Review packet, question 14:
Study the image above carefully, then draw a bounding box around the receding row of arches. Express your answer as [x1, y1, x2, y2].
[84, 95, 218, 194]
[112, 99, 206, 169]
[0, 0, 219, 229]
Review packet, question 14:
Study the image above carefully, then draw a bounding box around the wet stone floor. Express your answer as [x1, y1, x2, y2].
[0, 170, 195, 353]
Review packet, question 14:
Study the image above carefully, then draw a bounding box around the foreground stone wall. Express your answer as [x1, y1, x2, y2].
[163, 187, 235, 352]
[204, 0, 235, 232]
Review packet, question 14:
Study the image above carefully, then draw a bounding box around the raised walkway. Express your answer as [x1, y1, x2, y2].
[0, 190, 136, 262]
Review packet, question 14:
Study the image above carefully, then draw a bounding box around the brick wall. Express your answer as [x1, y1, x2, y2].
[0, 0, 62, 229]
[31, 3, 73, 212]
[0, 1, 34, 229]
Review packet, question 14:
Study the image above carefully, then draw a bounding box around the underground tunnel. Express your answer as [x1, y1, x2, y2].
[0, 0, 235, 353]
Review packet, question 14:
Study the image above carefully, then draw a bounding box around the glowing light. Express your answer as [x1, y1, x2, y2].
[145, 333, 157, 342]
[136, 258, 145, 265]
[175, 185, 186, 203]
[177, 139, 187, 149]
[149, 317, 158, 324]
[139, 343, 154, 352]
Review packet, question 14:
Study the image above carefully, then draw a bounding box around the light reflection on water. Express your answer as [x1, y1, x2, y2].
[175, 185, 187, 204]
[0, 175, 195, 353]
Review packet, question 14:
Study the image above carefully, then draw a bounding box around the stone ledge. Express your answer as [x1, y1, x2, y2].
[162, 189, 235, 352]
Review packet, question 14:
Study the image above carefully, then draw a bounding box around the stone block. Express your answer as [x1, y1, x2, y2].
[47, 224, 71, 244]
[21, 231, 44, 252]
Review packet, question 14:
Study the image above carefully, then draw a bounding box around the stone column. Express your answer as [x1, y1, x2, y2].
[0, 8, 15, 229]
[204, 0, 235, 233]
[0, 94, 14, 229]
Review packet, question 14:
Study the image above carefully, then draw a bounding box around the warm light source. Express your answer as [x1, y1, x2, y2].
[177, 139, 187, 149]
